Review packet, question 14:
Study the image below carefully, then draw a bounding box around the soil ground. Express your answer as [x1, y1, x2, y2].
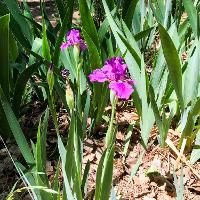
[1, 1, 200, 200]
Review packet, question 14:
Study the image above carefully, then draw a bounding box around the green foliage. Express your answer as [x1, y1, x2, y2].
[158, 23, 184, 112]
[183, 0, 197, 36]
[12, 61, 42, 116]
[173, 167, 184, 200]
[0, 86, 34, 164]
[0, 14, 10, 96]
[1, 0, 200, 199]
[0, 14, 11, 138]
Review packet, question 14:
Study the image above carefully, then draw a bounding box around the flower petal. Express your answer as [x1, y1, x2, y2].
[103, 57, 127, 81]
[61, 29, 87, 51]
[88, 69, 109, 82]
[60, 42, 69, 51]
[88, 57, 132, 86]
[126, 79, 136, 85]
[109, 81, 133, 100]
[79, 42, 87, 51]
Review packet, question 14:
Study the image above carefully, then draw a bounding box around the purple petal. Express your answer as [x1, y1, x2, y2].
[60, 42, 69, 51]
[126, 79, 136, 85]
[105, 57, 124, 65]
[101, 64, 116, 81]
[67, 29, 81, 42]
[79, 42, 87, 51]
[63, 29, 87, 51]
[88, 69, 109, 82]
[109, 81, 134, 100]
[103, 57, 127, 81]
[88, 56, 131, 85]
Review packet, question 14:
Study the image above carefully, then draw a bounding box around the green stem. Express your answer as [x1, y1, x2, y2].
[74, 45, 82, 120]
[47, 94, 59, 135]
[105, 96, 117, 148]
[94, 84, 109, 130]
[76, 65, 82, 120]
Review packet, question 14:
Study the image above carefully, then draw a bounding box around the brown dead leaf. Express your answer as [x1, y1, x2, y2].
[116, 131, 124, 140]
[188, 184, 200, 194]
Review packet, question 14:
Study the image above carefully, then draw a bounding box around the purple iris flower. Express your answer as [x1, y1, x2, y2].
[88, 57, 135, 100]
[60, 29, 87, 51]
[88, 57, 127, 82]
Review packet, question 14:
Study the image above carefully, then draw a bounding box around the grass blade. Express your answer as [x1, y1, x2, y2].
[54, 0, 65, 21]
[190, 130, 200, 164]
[183, 0, 197, 36]
[42, 18, 51, 62]
[122, 0, 139, 28]
[4, 0, 32, 44]
[128, 151, 145, 182]
[95, 149, 107, 200]
[53, 0, 75, 67]
[58, 136, 74, 200]
[0, 14, 10, 97]
[183, 41, 199, 106]
[12, 61, 42, 116]
[158, 23, 184, 112]
[82, 160, 90, 197]
[82, 29, 102, 70]
[101, 145, 115, 200]
[80, 0, 100, 51]
[173, 167, 184, 200]
[0, 86, 34, 165]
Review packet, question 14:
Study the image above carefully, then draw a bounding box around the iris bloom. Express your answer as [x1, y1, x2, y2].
[89, 57, 135, 100]
[89, 57, 127, 82]
[60, 29, 87, 51]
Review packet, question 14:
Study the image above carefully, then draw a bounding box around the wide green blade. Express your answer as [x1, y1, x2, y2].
[0, 86, 34, 165]
[3, 0, 32, 43]
[79, 0, 100, 51]
[101, 145, 115, 200]
[58, 136, 74, 200]
[53, 0, 75, 67]
[190, 130, 200, 164]
[12, 61, 42, 116]
[0, 14, 10, 138]
[158, 23, 184, 112]
[183, 0, 197, 36]
[0, 14, 9, 96]
[82, 29, 102, 70]
[95, 149, 107, 200]
[42, 18, 51, 62]
[122, 0, 139, 29]
[183, 41, 199, 107]
[54, 0, 65, 21]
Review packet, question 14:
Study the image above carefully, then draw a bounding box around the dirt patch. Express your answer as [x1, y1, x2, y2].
[21, 0, 80, 26]
[81, 128, 200, 199]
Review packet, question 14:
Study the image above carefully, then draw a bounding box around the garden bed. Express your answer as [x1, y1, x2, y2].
[1, 0, 200, 200]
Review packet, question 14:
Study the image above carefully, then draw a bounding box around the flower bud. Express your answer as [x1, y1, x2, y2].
[66, 83, 74, 110]
[61, 69, 70, 79]
[47, 67, 54, 96]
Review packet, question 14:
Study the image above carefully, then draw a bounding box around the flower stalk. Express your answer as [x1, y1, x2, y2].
[66, 80, 74, 112]
[105, 95, 117, 148]
[61, 29, 86, 119]
[76, 60, 83, 119]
